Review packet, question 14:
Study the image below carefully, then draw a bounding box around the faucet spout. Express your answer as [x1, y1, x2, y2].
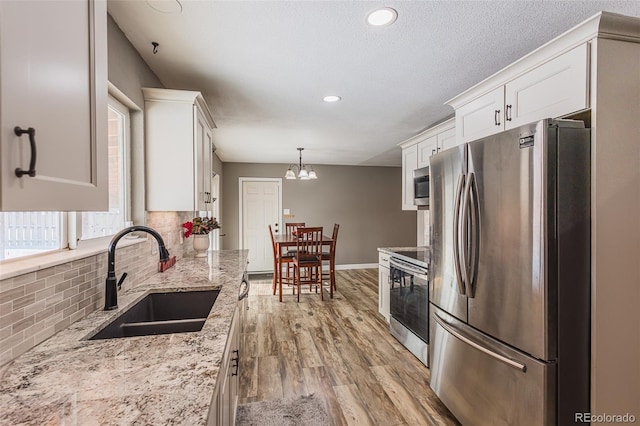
[104, 225, 170, 311]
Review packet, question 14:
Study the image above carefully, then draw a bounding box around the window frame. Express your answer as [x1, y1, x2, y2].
[71, 93, 132, 245]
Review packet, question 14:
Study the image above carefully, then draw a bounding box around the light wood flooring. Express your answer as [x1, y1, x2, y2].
[240, 269, 460, 425]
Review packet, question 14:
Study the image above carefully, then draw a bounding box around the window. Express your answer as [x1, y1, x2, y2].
[0, 212, 64, 260]
[80, 95, 130, 240]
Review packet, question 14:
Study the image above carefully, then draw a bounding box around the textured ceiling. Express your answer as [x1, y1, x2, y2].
[107, 0, 640, 166]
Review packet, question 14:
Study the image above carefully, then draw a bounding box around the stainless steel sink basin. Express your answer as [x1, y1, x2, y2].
[89, 290, 220, 340]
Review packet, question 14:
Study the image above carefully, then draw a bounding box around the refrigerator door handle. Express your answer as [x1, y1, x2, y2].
[453, 174, 466, 295]
[461, 172, 472, 296]
[466, 172, 479, 298]
[434, 312, 527, 372]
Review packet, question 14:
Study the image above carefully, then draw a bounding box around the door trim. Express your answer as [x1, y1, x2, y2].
[238, 177, 283, 250]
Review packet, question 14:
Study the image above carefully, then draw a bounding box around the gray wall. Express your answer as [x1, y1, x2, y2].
[108, 14, 164, 224]
[221, 163, 416, 265]
[107, 14, 163, 108]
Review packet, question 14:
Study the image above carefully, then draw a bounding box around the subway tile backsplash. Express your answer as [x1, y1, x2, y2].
[0, 211, 192, 366]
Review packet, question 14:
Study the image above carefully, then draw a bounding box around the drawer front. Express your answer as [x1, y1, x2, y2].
[505, 43, 588, 129]
[429, 305, 555, 426]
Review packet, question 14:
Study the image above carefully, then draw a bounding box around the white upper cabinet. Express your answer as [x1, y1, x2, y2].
[505, 44, 588, 128]
[0, 0, 108, 211]
[143, 88, 216, 212]
[417, 136, 437, 169]
[400, 118, 456, 211]
[455, 87, 505, 144]
[437, 126, 458, 152]
[451, 43, 589, 144]
[401, 144, 418, 211]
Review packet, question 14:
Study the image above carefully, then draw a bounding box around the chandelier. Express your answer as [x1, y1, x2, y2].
[284, 147, 317, 180]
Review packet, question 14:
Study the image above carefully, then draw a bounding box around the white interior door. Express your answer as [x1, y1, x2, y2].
[240, 179, 281, 272]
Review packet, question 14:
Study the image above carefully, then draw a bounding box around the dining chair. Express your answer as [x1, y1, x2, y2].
[322, 224, 340, 292]
[285, 222, 305, 235]
[268, 225, 295, 298]
[284, 222, 306, 256]
[292, 227, 325, 302]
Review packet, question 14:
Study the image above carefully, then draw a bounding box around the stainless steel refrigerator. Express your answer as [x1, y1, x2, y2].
[428, 119, 591, 425]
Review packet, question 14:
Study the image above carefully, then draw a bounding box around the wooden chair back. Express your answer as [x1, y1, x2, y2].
[268, 224, 277, 256]
[330, 224, 340, 256]
[295, 227, 323, 259]
[285, 222, 305, 235]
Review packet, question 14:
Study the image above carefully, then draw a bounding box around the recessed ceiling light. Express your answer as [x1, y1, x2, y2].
[323, 95, 342, 103]
[367, 7, 398, 26]
[146, 0, 182, 14]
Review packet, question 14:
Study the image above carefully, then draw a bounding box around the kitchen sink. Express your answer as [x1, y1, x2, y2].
[89, 290, 219, 340]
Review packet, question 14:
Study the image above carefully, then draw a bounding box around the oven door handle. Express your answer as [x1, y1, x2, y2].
[389, 258, 428, 280]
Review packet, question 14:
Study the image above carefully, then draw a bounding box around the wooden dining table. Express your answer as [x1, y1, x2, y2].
[272, 233, 334, 302]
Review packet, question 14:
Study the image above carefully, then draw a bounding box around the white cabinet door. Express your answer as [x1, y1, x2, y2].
[143, 89, 215, 211]
[195, 108, 212, 212]
[417, 136, 437, 169]
[204, 127, 214, 208]
[437, 126, 458, 152]
[378, 265, 390, 322]
[378, 252, 390, 322]
[0, 0, 108, 211]
[455, 86, 505, 143]
[207, 305, 240, 426]
[401, 144, 418, 210]
[505, 44, 588, 129]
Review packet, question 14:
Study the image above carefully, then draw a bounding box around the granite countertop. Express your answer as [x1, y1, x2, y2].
[378, 246, 430, 269]
[0, 249, 249, 426]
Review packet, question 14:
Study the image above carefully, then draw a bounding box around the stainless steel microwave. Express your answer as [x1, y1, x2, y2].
[413, 166, 429, 208]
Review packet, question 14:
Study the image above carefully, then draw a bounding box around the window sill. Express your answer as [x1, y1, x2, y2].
[0, 236, 147, 281]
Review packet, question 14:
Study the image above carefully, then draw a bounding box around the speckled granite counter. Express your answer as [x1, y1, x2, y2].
[378, 246, 430, 268]
[0, 249, 249, 426]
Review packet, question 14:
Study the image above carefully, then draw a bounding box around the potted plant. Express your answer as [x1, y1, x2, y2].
[182, 217, 220, 257]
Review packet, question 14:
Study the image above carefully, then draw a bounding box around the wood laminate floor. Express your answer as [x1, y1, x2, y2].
[240, 269, 460, 426]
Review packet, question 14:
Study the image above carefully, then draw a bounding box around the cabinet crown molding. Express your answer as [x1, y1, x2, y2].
[398, 117, 454, 149]
[142, 87, 216, 129]
[446, 11, 640, 109]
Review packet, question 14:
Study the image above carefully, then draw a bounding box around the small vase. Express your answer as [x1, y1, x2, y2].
[192, 234, 209, 258]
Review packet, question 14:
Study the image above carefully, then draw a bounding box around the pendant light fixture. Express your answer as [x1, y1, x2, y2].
[285, 148, 318, 180]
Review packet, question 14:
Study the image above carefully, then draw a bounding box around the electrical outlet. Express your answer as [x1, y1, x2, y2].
[151, 245, 158, 255]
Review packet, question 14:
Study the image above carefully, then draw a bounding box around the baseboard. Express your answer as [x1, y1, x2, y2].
[249, 263, 378, 275]
[335, 263, 378, 270]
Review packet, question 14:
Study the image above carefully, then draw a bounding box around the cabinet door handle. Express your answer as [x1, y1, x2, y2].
[231, 349, 239, 376]
[494, 110, 501, 126]
[505, 104, 512, 122]
[14, 127, 37, 178]
[431, 149, 436, 155]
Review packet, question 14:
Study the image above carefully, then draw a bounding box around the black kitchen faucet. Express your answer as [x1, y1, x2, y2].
[104, 226, 170, 310]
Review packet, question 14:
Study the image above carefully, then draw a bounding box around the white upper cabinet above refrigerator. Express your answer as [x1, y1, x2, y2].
[451, 43, 589, 144]
[0, 0, 108, 211]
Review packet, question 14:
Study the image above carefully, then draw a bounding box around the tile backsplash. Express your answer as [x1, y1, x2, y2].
[0, 211, 192, 366]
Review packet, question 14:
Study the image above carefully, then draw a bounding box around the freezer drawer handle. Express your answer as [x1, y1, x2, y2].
[434, 312, 527, 372]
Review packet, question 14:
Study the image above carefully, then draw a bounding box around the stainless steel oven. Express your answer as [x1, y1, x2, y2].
[389, 254, 429, 366]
